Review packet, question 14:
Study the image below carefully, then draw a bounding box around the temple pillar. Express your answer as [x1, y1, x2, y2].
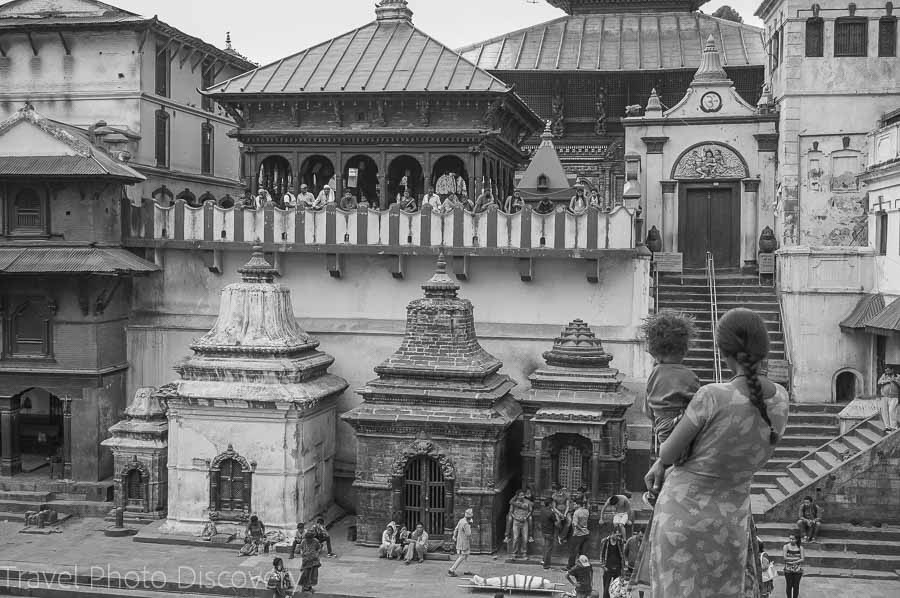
[742, 178, 761, 269]
[0, 397, 22, 476]
[533, 436, 544, 497]
[661, 180, 677, 252]
[336, 151, 344, 198]
[62, 395, 73, 480]
[379, 152, 388, 209]
[590, 442, 602, 501]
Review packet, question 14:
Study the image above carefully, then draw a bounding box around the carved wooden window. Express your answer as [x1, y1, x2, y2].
[155, 42, 169, 97]
[125, 469, 145, 508]
[209, 448, 253, 521]
[805, 18, 824, 57]
[155, 110, 169, 168]
[835, 18, 868, 57]
[9, 187, 47, 237]
[879, 17, 897, 57]
[550, 434, 591, 493]
[5, 297, 53, 357]
[201, 122, 214, 175]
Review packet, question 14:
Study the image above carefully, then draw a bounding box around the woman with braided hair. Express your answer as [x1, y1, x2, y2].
[643, 308, 790, 598]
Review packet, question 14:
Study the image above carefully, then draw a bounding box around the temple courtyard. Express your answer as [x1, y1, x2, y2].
[0, 517, 898, 598]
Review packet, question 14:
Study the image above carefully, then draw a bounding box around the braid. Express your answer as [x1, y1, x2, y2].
[737, 352, 778, 445]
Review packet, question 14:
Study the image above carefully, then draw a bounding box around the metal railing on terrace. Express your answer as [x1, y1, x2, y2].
[122, 200, 642, 255]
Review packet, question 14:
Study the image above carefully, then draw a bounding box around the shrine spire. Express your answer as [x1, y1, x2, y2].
[375, 0, 413, 22]
[692, 35, 730, 85]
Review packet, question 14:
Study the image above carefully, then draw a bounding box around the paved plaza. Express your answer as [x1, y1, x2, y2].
[0, 517, 898, 598]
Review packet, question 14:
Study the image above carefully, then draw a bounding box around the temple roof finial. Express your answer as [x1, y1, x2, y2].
[540, 120, 554, 147]
[238, 245, 276, 283]
[225, 31, 232, 50]
[375, 0, 413, 22]
[646, 88, 662, 113]
[692, 34, 730, 84]
[422, 250, 459, 298]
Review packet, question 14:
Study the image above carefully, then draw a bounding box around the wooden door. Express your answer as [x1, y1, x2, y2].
[679, 187, 740, 268]
[403, 456, 446, 535]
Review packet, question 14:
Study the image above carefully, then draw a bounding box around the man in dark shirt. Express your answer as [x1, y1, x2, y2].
[566, 554, 594, 598]
[599, 530, 625, 598]
[538, 498, 556, 570]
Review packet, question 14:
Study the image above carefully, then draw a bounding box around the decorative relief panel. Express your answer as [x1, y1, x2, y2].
[673, 143, 748, 180]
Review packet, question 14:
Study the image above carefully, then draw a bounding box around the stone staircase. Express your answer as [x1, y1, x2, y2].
[0, 477, 114, 524]
[656, 268, 785, 385]
[752, 403, 844, 497]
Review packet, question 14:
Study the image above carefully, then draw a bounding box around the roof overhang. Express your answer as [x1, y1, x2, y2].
[0, 247, 159, 275]
[840, 293, 886, 331]
[865, 297, 900, 336]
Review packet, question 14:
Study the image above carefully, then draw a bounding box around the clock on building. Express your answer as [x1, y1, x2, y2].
[700, 91, 723, 112]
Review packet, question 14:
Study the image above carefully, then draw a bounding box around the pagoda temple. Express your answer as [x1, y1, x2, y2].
[205, 0, 543, 207]
[342, 253, 521, 551]
[159, 248, 348, 532]
[458, 0, 766, 205]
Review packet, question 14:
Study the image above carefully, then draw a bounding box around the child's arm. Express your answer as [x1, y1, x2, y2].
[658, 387, 710, 466]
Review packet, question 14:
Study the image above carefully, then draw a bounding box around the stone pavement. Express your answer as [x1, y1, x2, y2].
[0, 517, 898, 598]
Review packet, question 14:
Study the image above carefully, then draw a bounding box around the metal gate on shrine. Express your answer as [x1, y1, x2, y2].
[403, 455, 446, 534]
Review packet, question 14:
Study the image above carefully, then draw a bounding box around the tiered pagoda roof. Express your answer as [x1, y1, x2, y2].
[345, 253, 521, 428]
[458, 1, 764, 72]
[103, 387, 167, 451]
[168, 248, 348, 406]
[524, 319, 634, 420]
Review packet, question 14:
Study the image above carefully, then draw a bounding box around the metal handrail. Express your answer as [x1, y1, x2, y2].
[706, 251, 722, 383]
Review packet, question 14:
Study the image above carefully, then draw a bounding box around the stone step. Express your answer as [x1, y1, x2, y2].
[0, 490, 52, 502]
[786, 412, 842, 425]
[784, 422, 840, 437]
[789, 403, 847, 414]
[772, 446, 814, 460]
[757, 522, 900, 543]
[0, 498, 52, 513]
[779, 434, 836, 448]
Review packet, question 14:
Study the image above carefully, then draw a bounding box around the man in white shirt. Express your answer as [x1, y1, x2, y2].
[423, 185, 441, 211]
[316, 184, 336, 206]
[297, 184, 316, 208]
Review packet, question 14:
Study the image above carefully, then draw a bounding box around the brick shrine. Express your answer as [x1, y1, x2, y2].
[160, 248, 348, 533]
[521, 319, 634, 501]
[102, 387, 169, 521]
[342, 253, 521, 552]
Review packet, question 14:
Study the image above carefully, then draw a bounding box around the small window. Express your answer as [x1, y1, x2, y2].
[835, 18, 869, 57]
[201, 58, 215, 112]
[125, 469, 145, 508]
[771, 27, 783, 70]
[6, 297, 53, 357]
[537, 174, 549, 190]
[879, 17, 897, 57]
[877, 210, 889, 255]
[806, 18, 824, 56]
[155, 42, 170, 97]
[9, 188, 47, 236]
[201, 122, 214, 175]
[155, 110, 169, 168]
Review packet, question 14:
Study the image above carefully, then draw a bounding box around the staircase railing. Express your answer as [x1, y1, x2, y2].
[706, 251, 722, 383]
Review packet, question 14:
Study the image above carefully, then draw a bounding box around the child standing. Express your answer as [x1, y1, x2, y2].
[641, 310, 701, 467]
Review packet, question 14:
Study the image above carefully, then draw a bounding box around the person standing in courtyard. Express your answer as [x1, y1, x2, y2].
[782, 533, 804, 598]
[622, 527, 644, 598]
[298, 529, 322, 593]
[567, 500, 591, 568]
[447, 508, 474, 577]
[599, 494, 634, 539]
[598, 530, 625, 598]
[878, 366, 899, 432]
[539, 498, 557, 569]
[566, 554, 594, 598]
[643, 307, 790, 597]
[265, 557, 293, 598]
[797, 496, 822, 543]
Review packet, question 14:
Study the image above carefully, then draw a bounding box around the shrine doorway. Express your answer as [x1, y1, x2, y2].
[122, 464, 150, 512]
[300, 156, 335, 196]
[343, 155, 379, 205]
[387, 156, 423, 204]
[549, 433, 591, 492]
[833, 369, 862, 403]
[678, 183, 741, 268]
[431, 156, 468, 196]
[14, 388, 64, 476]
[258, 156, 293, 200]
[402, 455, 446, 535]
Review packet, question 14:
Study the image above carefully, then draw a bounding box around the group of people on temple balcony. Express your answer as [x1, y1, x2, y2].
[233, 183, 614, 217]
[378, 521, 430, 564]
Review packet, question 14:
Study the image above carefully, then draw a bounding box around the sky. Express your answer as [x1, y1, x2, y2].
[105, 0, 765, 66]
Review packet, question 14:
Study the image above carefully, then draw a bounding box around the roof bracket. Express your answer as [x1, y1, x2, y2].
[169, 42, 186, 65]
[180, 47, 198, 69]
[26, 32, 38, 56]
[191, 51, 208, 73]
[94, 278, 123, 315]
[57, 32, 71, 56]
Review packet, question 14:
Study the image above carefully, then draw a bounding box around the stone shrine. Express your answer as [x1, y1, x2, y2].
[160, 248, 348, 533]
[102, 387, 169, 521]
[343, 253, 522, 551]
[521, 319, 635, 502]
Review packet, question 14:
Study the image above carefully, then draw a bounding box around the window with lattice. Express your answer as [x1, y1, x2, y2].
[9, 188, 47, 236]
[4, 297, 53, 357]
[835, 18, 868, 57]
[125, 469, 145, 507]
